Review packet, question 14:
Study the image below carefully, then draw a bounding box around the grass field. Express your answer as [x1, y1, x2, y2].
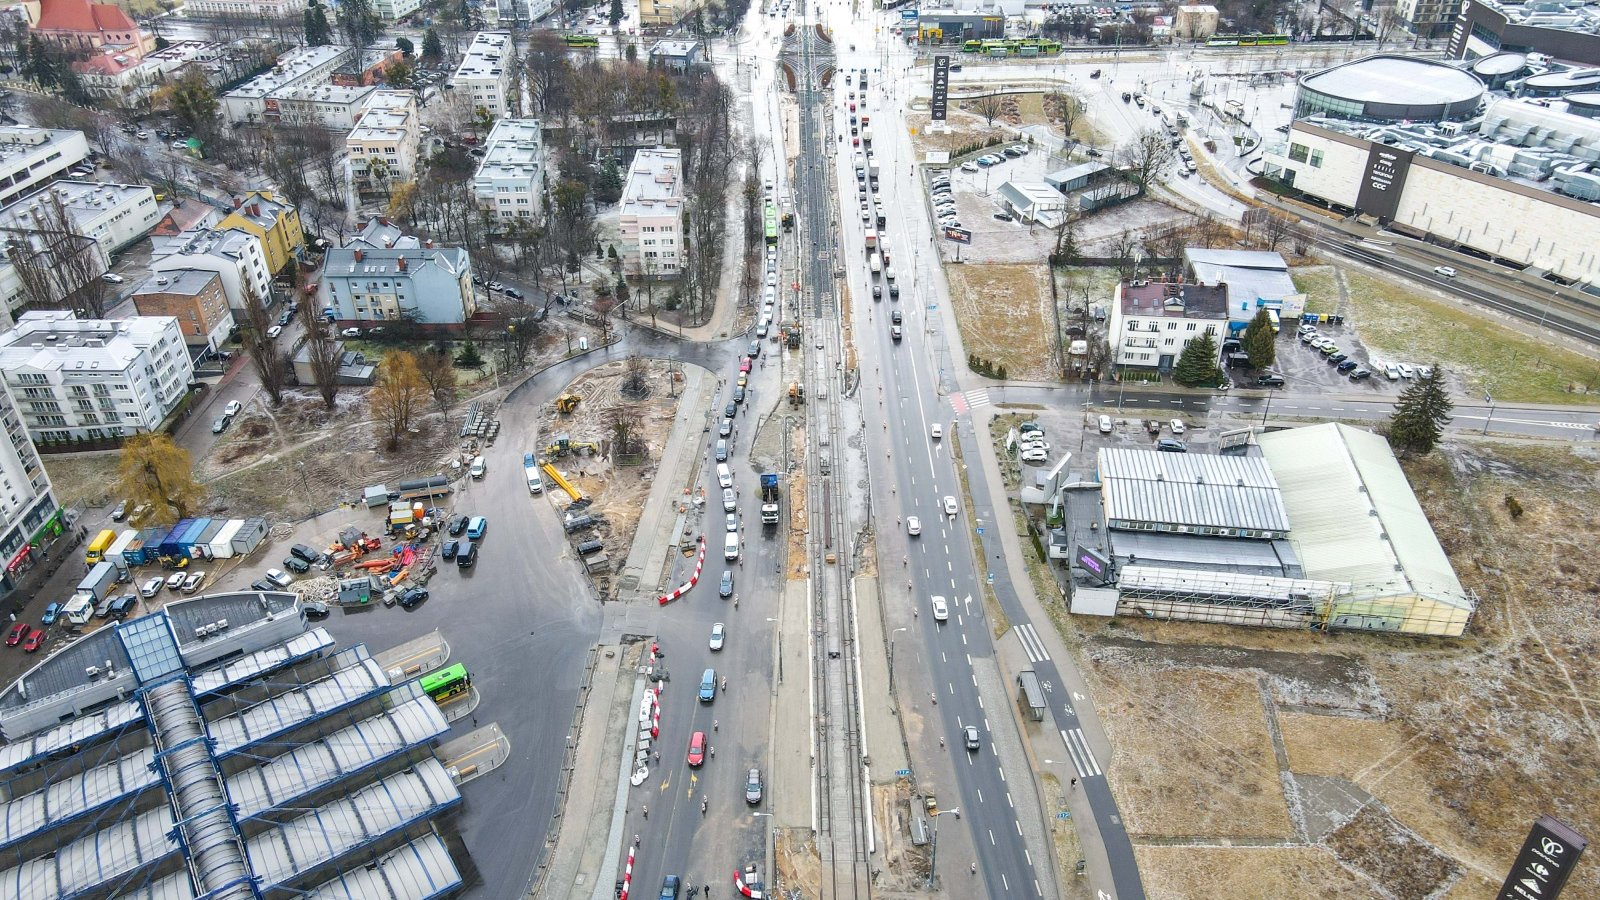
[1293, 265, 1338, 315]
[1342, 268, 1600, 404]
[946, 263, 1057, 381]
[1136, 846, 1372, 899]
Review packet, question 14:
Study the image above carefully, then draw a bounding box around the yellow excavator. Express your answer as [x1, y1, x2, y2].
[554, 393, 581, 414]
[545, 434, 601, 457]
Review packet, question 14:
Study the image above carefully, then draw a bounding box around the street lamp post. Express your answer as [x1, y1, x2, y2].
[927, 808, 962, 889]
[1261, 387, 1275, 427]
[889, 627, 907, 691]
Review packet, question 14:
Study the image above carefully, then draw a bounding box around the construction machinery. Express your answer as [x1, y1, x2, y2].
[786, 321, 802, 348]
[541, 462, 584, 502]
[788, 382, 806, 406]
[554, 393, 582, 414]
[760, 474, 782, 526]
[544, 434, 601, 458]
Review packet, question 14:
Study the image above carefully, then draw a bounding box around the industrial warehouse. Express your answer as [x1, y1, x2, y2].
[0, 591, 472, 899]
[1063, 423, 1474, 637]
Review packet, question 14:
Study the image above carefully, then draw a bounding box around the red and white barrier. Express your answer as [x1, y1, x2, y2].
[733, 867, 765, 898]
[657, 535, 707, 605]
[619, 845, 636, 900]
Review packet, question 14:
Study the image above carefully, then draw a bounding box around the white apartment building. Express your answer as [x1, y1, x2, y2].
[272, 82, 377, 129]
[151, 227, 273, 314]
[483, 0, 558, 24]
[1107, 281, 1228, 372]
[473, 118, 545, 223]
[0, 377, 57, 591]
[0, 181, 159, 256]
[347, 90, 421, 201]
[0, 128, 90, 209]
[370, 0, 422, 20]
[619, 148, 685, 278]
[221, 44, 351, 125]
[183, 0, 308, 16]
[0, 311, 194, 444]
[452, 32, 514, 118]
[77, 40, 224, 104]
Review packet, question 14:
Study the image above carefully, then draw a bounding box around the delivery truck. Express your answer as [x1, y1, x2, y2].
[524, 452, 545, 494]
[78, 561, 119, 604]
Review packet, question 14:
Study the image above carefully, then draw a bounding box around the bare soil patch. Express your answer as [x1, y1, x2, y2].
[945, 263, 1056, 381]
[1325, 805, 1462, 900]
[1134, 846, 1371, 900]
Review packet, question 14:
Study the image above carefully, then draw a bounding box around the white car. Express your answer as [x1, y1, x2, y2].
[139, 576, 164, 598]
[1020, 439, 1049, 452]
[1098, 414, 1114, 433]
[1417, 365, 1434, 379]
[1397, 363, 1415, 379]
[1385, 363, 1401, 380]
[942, 495, 958, 516]
[723, 488, 737, 512]
[725, 512, 738, 532]
[166, 571, 187, 590]
[1433, 265, 1457, 278]
[960, 161, 979, 173]
[709, 622, 725, 651]
[265, 568, 294, 588]
[1169, 419, 1186, 434]
[931, 596, 949, 622]
[930, 423, 942, 440]
[181, 572, 206, 594]
[342, 327, 362, 338]
[1021, 448, 1049, 463]
[907, 516, 921, 536]
[223, 400, 242, 417]
[100, 272, 125, 284]
[266, 325, 283, 339]
[766, 272, 777, 286]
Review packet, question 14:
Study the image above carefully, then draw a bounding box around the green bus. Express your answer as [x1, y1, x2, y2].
[420, 663, 471, 703]
[1206, 33, 1290, 47]
[764, 201, 779, 245]
[961, 39, 983, 52]
[564, 33, 601, 48]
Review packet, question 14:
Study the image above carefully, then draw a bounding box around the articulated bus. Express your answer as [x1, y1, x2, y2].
[420, 664, 472, 704]
[563, 34, 601, 48]
[1205, 33, 1290, 47]
[763, 201, 779, 245]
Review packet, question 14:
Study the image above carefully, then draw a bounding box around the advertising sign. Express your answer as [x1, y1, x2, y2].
[1498, 816, 1588, 900]
[1354, 142, 1413, 221]
[942, 226, 972, 244]
[1075, 545, 1112, 583]
[901, 8, 918, 19]
[931, 55, 950, 121]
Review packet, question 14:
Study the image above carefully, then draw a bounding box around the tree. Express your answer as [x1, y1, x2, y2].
[337, 0, 380, 49]
[454, 341, 483, 367]
[116, 434, 204, 524]
[1262, 212, 1294, 251]
[238, 284, 288, 405]
[395, 36, 414, 55]
[370, 351, 427, 451]
[422, 28, 444, 63]
[1242, 308, 1277, 370]
[1047, 88, 1084, 139]
[972, 92, 1005, 127]
[1172, 332, 1221, 387]
[304, 0, 333, 45]
[609, 0, 624, 26]
[592, 159, 623, 205]
[298, 299, 342, 410]
[384, 57, 415, 87]
[414, 345, 456, 413]
[1116, 127, 1177, 187]
[159, 71, 217, 136]
[1388, 368, 1453, 457]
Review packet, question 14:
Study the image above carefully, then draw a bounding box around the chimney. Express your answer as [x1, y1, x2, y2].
[424, 240, 434, 249]
[250, 204, 261, 217]
[354, 249, 363, 261]
[232, 197, 242, 209]
[379, 217, 390, 226]
[397, 257, 407, 271]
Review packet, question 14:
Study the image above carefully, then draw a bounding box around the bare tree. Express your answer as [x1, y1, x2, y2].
[414, 344, 456, 414]
[298, 297, 342, 410]
[606, 401, 644, 459]
[623, 354, 648, 396]
[238, 283, 288, 406]
[1047, 88, 1084, 139]
[972, 92, 1006, 128]
[1262, 212, 1295, 252]
[371, 351, 427, 451]
[4, 192, 112, 317]
[1116, 128, 1178, 188]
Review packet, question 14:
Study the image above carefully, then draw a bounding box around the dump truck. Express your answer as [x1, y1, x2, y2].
[760, 474, 781, 526]
[523, 452, 545, 494]
[788, 383, 806, 406]
[864, 229, 877, 253]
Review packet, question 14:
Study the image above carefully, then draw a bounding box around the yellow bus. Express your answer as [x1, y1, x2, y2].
[1266, 308, 1281, 334]
[86, 529, 116, 564]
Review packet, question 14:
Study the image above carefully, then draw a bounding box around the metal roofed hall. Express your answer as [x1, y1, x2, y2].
[1300, 55, 1485, 107]
[1258, 422, 1473, 635]
[1097, 447, 1291, 535]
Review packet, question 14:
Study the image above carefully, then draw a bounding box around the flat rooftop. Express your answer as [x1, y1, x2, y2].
[225, 44, 349, 100]
[621, 148, 684, 217]
[455, 31, 511, 80]
[1301, 55, 1485, 106]
[133, 268, 219, 297]
[477, 118, 544, 180]
[1471, 0, 1600, 36]
[1097, 447, 1292, 534]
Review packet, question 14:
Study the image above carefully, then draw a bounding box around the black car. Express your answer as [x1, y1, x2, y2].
[456, 541, 478, 567]
[303, 600, 330, 620]
[725, 402, 737, 418]
[891, 310, 902, 324]
[1156, 438, 1188, 453]
[889, 283, 900, 298]
[283, 556, 311, 574]
[441, 539, 460, 560]
[397, 587, 429, 608]
[1336, 359, 1359, 372]
[1349, 368, 1373, 381]
[1256, 374, 1286, 387]
[872, 285, 881, 299]
[1328, 353, 1348, 364]
[250, 578, 278, 592]
[447, 515, 469, 536]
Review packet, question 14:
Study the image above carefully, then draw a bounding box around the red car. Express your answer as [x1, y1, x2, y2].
[852, 137, 860, 146]
[5, 622, 26, 646]
[687, 731, 706, 767]
[22, 628, 43, 653]
[739, 357, 752, 374]
[848, 102, 856, 112]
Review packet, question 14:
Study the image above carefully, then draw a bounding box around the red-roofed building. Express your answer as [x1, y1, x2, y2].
[33, 0, 154, 60]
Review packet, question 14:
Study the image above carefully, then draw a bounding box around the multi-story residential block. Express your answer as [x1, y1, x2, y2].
[619, 148, 685, 278]
[483, 0, 558, 25]
[77, 40, 226, 104]
[0, 377, 59, 593]
[452, 32, 514, 118]
[221, 44, 352, 125]
[218, 191, 303, 276]
[271, 82, 377, 129]
[473, 118, 545, 223]
[639, 0, 705, 26]
[346, 217, 420, 251]
[177, 0, 307, 17]
[32, 0, 154, 60]
[1107, 281, 1227, 372]
[0, 311, 194, 444]
[1396, 0, 1463, 38]
[347, 90, 421, 202]
[369, 0, 421, 21]
[319, 243, 475, 328]
[0, 127, 90, 208]
[0, 181, 159, 256]
[151, 227, 273, 314]
[131, 269, 235, 351]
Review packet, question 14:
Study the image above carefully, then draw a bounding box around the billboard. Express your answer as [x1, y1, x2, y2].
[1075, 545, 1112, 583]
[931, 55, 950, 121]
[942, 226, 972, 243]
[1354, 143, 1413, 222]
[901, 8, 918, 19]
[1498, 816, 1588, 900]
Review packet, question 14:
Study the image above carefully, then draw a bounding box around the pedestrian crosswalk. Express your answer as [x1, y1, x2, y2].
[1061, 727, 1103, 779]
[1016, 623, 1051, 663]
[950, 389, 992, 415]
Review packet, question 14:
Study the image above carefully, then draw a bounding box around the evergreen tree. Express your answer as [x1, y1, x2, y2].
[304, 0, 333, 46]
[609, 0, 624, 26]
[422, 28, 444, 63]
[1387, 368, 1453, 457]
[395, 36, 414, 56]
[338, 0, 380, 49]
[454, 341, 483, 368]
[1242, 308, 1276, 371]
[592, 160, 624, 205]
[1172, 332, 1221, 387]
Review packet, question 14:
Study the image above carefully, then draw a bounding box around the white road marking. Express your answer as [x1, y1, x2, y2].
[1016, 623, 1050, 662]
[1061, 727, 1103, 778]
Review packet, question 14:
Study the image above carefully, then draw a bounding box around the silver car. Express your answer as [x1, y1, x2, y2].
[723, 488, 737, 512]
[745, 767, 763, 804]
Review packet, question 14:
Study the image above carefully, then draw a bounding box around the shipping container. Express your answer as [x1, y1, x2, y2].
[179, 518, 212, 553]
[193, 520, 227, 559]
[230, 518, 268, 556]
[210, 520, 244, 559]
[160, 519, 195, 558]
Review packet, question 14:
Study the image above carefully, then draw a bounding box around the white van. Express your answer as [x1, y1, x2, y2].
[469, 456, 486, 479]
[717, 463, 733, 489]
[724, 532, 740, 561]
